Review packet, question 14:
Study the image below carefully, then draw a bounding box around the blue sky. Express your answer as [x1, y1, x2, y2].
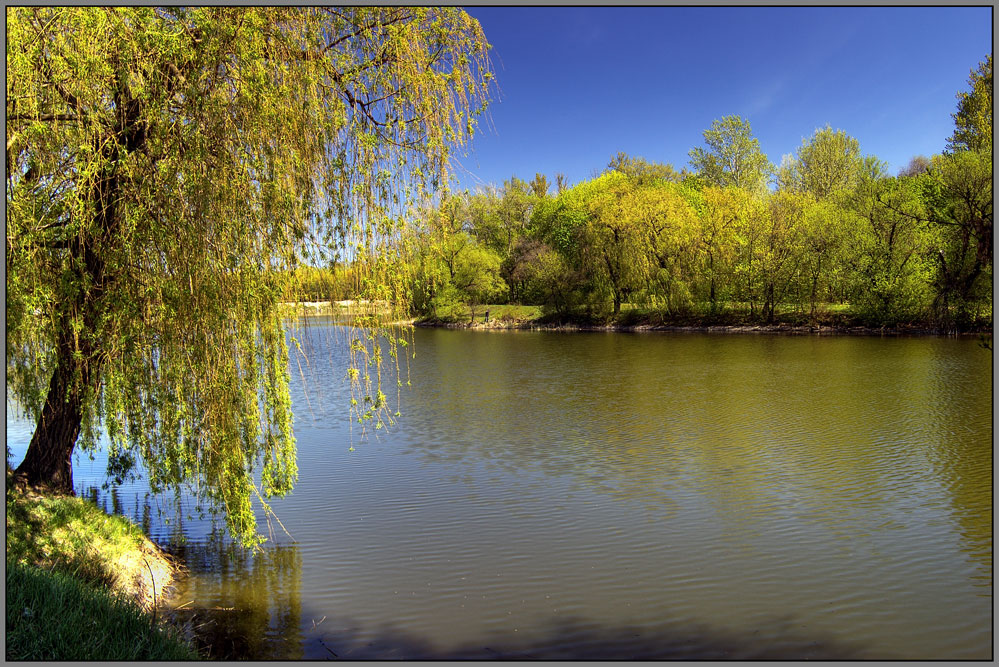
[452, 6, 992, 192]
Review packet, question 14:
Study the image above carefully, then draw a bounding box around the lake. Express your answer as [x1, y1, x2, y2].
[6, 323, 992, 659]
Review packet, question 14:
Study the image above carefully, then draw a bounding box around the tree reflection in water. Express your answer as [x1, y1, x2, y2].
[165, 539, 304, 660]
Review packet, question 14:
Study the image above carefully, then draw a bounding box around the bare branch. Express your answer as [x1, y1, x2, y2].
[166, 62, 187, 89]
[320, 11, 413, 55]
[49, 78, 85, 115]
[8, 113, 83, 123]
[874, 193, 959, 228]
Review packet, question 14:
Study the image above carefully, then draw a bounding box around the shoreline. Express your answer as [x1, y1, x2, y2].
[412, 319, 990, 337]
[275, 300, 990, 338]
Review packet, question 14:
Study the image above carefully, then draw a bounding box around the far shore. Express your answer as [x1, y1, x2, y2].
[413, 319, 989, 337]
[277, 299, 390, 313]
[275, 300, 991, 338]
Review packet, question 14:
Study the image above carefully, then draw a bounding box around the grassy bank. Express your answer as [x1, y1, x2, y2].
[6, 472, 198, 660]
[7, 560, 199, 660]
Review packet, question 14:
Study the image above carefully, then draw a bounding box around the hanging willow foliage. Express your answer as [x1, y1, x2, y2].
[6, 7, 493, 545]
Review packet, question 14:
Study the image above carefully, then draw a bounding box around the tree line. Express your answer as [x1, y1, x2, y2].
[394, 55, 991, 329]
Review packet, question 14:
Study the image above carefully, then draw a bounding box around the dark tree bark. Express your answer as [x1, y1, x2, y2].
[14, 324, 93, 493]
[763, 283, 776, 324]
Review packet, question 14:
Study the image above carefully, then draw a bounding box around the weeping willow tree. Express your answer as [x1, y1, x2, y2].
[6, 7, 493, 544]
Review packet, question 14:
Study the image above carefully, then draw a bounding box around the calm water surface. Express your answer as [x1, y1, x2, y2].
[6, 324, 992, 659]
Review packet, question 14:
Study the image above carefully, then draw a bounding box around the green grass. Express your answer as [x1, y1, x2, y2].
[473, 304, 543, 321]
[6, 560, 199, 661]
[6, 476, 170, 600]
[6, 472, 200, 659]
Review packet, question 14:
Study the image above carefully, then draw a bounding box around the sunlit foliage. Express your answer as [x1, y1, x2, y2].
[688, 115, 772, 196]
[948, 54, 992, 154]
[6, 7, 493, 544]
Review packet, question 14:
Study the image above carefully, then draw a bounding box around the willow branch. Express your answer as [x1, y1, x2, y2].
[320, 11, 413, 55]
[8, 112, 83, 123]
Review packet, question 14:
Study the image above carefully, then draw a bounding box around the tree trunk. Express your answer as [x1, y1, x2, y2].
[764, 282, 776, 324]
[810, 256, 821, 323]
[707, 251, 716, 309]
[810, 274, 818, 321]
[14, 328, 90, 494]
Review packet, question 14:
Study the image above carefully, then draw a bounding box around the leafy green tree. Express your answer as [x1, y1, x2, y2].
[947, 54, 992, 154]
[922, 150, 993, 326]
[842, 173, 935, 325]
[628, 181, 700, 316]
[405, 192, 507, 320]
[527, 172, 647, 315]
[451, 242, 507, 320]
[694, 185, 750, 310]
[755, 191, 808, 322]
[889, 60, 993, 329]
[915, 55, 994, 328]
[732, 191, 814, 321]
[781, 126, 863, 201]
[460, 177, 539, 302]
[578, 172, 650, 314]
[476, 177, 534, 256]
[463, 179, 534, 249]
[405, 195, 468, 316]
[731, 196, 766, 315]
[6, 7, 492, 544]
[799, 198, 850, 320]
[528, 195, 575, 259]
[688, 115, 772, 196]
[508, 239, 583, 315]
[529, 173, 619, 264]
[529, 172, 550, 199]
[606, 151, 683, 185]
[462, 188, 502, 249]
[410, 234, 505, 322]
